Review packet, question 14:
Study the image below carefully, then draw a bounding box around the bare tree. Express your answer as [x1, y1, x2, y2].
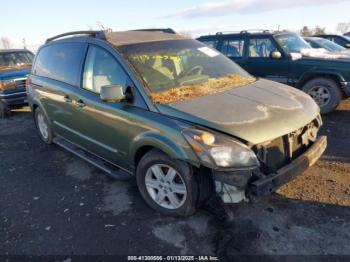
[300, 26, 312, 37]
[300, 25, 326, 36]
[1, 37, 12, 49]
[314, 26, 326, 35]
[337, 23, 350, 34]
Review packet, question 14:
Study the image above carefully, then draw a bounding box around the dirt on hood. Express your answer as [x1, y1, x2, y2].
[150, 74, 256, 104]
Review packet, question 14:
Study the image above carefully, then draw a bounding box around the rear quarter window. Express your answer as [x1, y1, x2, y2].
[33, 42, 85, 86]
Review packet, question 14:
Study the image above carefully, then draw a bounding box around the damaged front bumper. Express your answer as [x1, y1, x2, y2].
[214, 136, 327, 203]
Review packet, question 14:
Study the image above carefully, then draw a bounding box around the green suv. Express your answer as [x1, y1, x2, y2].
[197, 30, 350, 113]
[28, 30, 326, 217]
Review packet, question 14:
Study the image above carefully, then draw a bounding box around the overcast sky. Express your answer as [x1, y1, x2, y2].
[1, 0, 350, 50]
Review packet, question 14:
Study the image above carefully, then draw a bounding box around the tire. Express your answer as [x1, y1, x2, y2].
[34, 108, 53, 144]
[0, 101, 6, 119]
[136, 149, 199, 217]
[302, 77, 342, 114]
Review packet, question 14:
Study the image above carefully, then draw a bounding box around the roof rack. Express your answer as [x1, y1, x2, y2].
[45, 31, 104, 43]
[216, 29, 272, 35]
[131, 28, 176, 34]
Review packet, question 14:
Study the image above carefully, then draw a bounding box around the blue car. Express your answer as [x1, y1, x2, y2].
[314, 34, 350, 49]
[0, 49, 34, 118]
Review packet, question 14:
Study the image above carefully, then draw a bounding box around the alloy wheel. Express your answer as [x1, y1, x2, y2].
[145, 164, 187, 209]
[308, 85, 331, 107]
[37, 112, 49, 140]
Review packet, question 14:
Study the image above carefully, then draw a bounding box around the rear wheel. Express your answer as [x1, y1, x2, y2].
[136, 149, 199, 217]
[302, 77, 342, 114]
[34, 108, 53, 144]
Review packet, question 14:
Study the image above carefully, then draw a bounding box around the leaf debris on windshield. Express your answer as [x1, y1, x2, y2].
[150, 74, 256, 104]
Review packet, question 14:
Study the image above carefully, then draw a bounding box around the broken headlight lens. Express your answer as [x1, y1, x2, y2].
[182, 129, 259, 169]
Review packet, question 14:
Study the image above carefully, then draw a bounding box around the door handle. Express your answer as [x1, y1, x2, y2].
[76, 99, 86, 108]
[64, 95, 72, 103]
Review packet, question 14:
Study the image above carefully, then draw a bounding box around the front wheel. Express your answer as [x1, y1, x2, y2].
[302, 77, 342, 114]
[136, 149, 199, 217]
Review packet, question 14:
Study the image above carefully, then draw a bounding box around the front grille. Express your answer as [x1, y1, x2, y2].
[255, 117, 322, 174]
[15, 78, 26, 89]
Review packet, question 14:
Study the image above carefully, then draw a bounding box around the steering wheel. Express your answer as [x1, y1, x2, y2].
[183, 65, 203, 77]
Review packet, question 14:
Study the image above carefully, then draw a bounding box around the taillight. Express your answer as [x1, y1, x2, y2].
[0, 79, 16, 91]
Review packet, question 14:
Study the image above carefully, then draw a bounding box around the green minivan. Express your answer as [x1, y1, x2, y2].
[28, 30, 327, 217]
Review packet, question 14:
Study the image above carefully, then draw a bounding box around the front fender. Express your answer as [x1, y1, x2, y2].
[129, 131, 200, 168]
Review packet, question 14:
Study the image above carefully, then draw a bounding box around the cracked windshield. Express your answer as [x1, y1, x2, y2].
[120, 40, 255, 104]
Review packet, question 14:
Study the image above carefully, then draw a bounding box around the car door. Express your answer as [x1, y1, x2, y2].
[72, 44, 148, 169]
[31, 42, 88, 144]
[219, 37, 246, 68]
[243, 36, 290, 84]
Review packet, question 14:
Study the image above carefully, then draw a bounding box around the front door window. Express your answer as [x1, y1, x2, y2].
[248, 38, 277, 58]
[82, 46, 128, 94]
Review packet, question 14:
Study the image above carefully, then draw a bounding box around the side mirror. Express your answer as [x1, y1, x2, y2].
[100, 84, 125, 103]
[346, 43, 350, 48]
[271, 51, 282, 59]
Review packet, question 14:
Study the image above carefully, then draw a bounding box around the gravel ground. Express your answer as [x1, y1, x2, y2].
[0, 100, 349, 261]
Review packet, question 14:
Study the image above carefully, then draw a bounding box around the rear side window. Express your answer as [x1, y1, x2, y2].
[33, 43, 85, 86]
[221, 39, 245, 58]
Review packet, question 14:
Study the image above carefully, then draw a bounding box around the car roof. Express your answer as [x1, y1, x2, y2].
[315, 34, 341, 37]
[105, 31, 189, 46]
[315, 34, 350, 41]
[45, 30, 190, 47]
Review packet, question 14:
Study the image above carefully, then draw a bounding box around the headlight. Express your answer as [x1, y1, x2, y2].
[183, 129, 259, 169]
[0, 79, 16, 91]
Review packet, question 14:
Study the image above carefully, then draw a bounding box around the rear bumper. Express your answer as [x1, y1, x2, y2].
[340, 82, 350, 97]
[0, 91, 27, 107]
[248, 136, 327, 197]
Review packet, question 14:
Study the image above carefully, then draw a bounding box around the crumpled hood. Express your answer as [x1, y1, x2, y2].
[156, 79, 320, 145]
